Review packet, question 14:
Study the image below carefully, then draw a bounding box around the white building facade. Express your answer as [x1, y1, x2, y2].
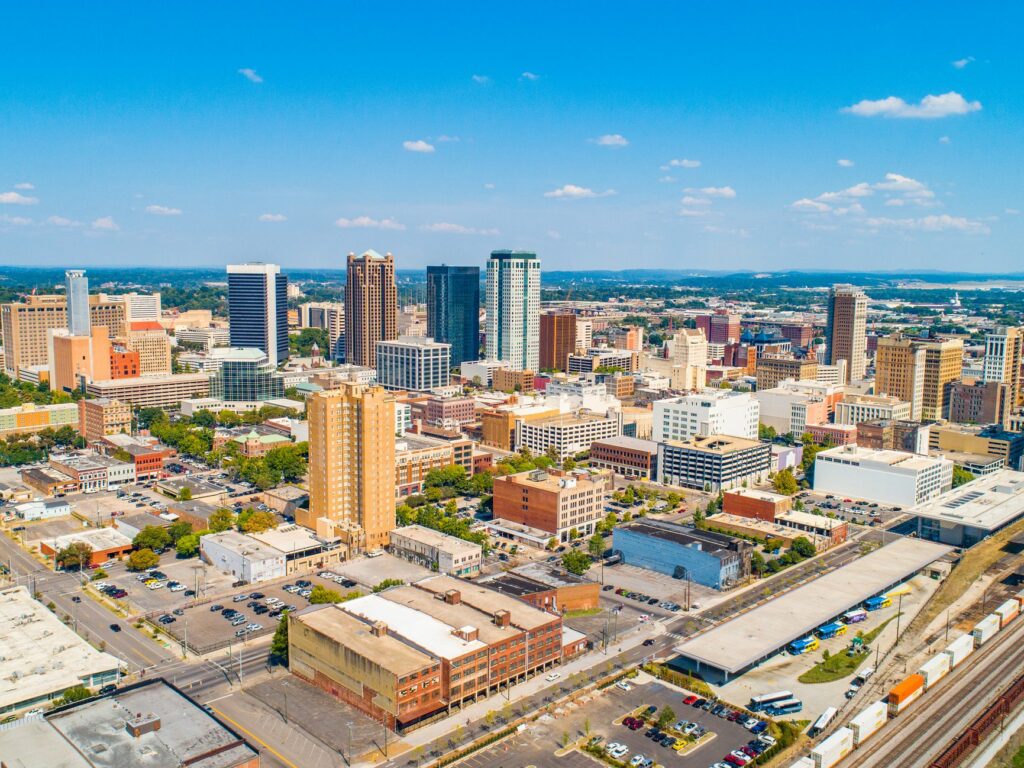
[813, 445, 953, 508]
[375, 336, 451, 392]
[485, 250, 541, 371]
[653, 389, 760, 442]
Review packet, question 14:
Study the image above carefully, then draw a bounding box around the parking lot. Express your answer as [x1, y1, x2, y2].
[96, 558, 237, 613]
[798, 491, 901, 526]
[602, 563, 723, 613]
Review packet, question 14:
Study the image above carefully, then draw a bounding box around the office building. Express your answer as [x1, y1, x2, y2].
[227, 262, 289, 367]
[647, 328, 709, 390]
[302, 382, 396, 551]
[825, 284, 868, 382]
[125, 320, 172, 375]
[857, 419, 931, 454]
[912, 470, 1024, 547]
[754, 385, 828, 436]
[485, 249, 541, 370]
[696, 311, 741, 345]
[657, 435, 772, 492]
[0, 402, 78, 439]
[78, 397, 132, 442]
[928, 423, 1024, 471]
[653, 389, 760, 442]
[514, 410, 622, 461]
[835, 393, 912, 425]
[85, 372, 210, 408]
[492, 367, 536, 393]
[300, 301, 346, 361]
[49, 326, 112, 392]
[1, 294, 67, 376]
[121, 291, 162, 322]
[64, 269, 91, 336]
[389, 525, 482, 577]
[460, 359, 510, 386]
[426, 265, 480, 367]
[982, 326, 1023, 426]
[540, 311, 578, 372]
[375, 336, 451, 392]
[613, 519, 752, 589]
[589, 435, 660, 478]
[345, 250, 398, 367]
[97, 433, 174, 479]
[493, 468, 609, 541]
[424, 395, 476, 426]
[723, 488, 792, 522]
[813, 445, 953, 507]
[566, 346, 638, 375]
[875, 335, 963, 421]
[208, 347, 286, 402]
[755, 356, 818, 391]
[395, 432, 456, 498]
[175, 325, 231, 351]
[948, 380, 1011, 426]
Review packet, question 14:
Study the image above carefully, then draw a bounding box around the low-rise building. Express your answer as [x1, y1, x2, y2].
[424, 395, 476, 426]
[49, 452, 136, 492]
[856, 420, 931, 454]
[492, 468, 609, 542]
[113, 512, 171, 540]
[928, 423, 1024, 472]
[155, 476, 225, 503]
[805, 423, 858, 446]
[589, 435, 659, 478]
[395, 432, 457, 498]
[834, 393, 912, 425]
[514, 409, 622, 461]
[96, 433, 175, 479]
[612, 519, 752, 589]
[200, 530, 286, 583]
[813, 445, 953, 507]
[776, 509, 849, 547]
[478, 562, 599, 612]
[389, 525, 482, 577]
[13, 499, 71, 521]
[460, 359, 510, 387]
[39, 528, 134, 567]
[755, 356, 818, 391]
[657, 434, 772, 492]
[911, 470, 1024, 547]
[754, 385, 828, 436]
[723, 488, 792, 522]
[0, 586, 122, 716]
[19, 465, 77, 496]
[0, 401, 79, 439]
[492, 367, 536, 394]
[248, 525, 342, 574]
[85, 372, 211, 408]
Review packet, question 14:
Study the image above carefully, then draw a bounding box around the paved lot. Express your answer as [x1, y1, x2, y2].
[100, 557, 237, 613]
[19, 517, 86, 543]
[330, 552, 434, 588]
[602, 563, 721, 611]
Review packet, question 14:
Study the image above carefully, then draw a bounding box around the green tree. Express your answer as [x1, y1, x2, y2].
[791, 536, 816, 559]
[561, 551, 592, 575]
[239, 509, 276, 533]
[265, 445, 308, 482]
[588, 533, 606, 558]
[177, 487, 192, 501]
[208, 508, 236, 533]
[373, 578, 404, 593]
[127, 548, 160, 571]
[751, 550, 767, 575]
[952, 466, 975, 488]
[657, 706, 676, 729]
[59, 684, 93, 704]
[308, 585, 345, 604]
[692, 506, 705, 528]
[758, 423, 777, 441]
[665, 492, 682, 509]
[55, 541, 93, 571]
[772, 468, 799, 496]
[175, 534, 200, 558]
[546, 537, 558, 551]
[270, 614, 289, 664]
[133, 526, 171, 552]
[166, 520, 193, 543]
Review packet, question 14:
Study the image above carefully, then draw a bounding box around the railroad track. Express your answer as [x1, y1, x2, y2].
[845, 617, 1024, 768]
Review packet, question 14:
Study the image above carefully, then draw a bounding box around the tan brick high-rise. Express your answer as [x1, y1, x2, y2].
[825, 284, 867, 383]
[875, 335, 963, 421]
[344, 250, 397, 367]
[303, 382, 396, 551]
[539, 311, 577, 372]
[1, 295, 67, 376]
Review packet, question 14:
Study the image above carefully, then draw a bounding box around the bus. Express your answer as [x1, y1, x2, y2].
[816, 622, 848, 640]
[843, 609, 868, 624]
[787, 636, 820, 655]
[865, 595, 892, 611]
[749, 690, 794, 712]
[809, 707, 838, 736]
[766, 698, 803, 716]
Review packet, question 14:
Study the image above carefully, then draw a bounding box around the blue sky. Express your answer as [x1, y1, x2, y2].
[1, 2, 1020, 272]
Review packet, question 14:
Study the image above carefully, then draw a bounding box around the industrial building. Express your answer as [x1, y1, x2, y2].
[673, 537, 952, 682]
[813, 445, 953, 507]
[911, 470, 1024, 547]
[200, 530, 286, 582]
[612, 519, 752, 589]
[39, 528, 134, 567]
[478, 561, 600, 612]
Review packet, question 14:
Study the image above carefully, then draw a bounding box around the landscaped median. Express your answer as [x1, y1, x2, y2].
[797, 615, 899, 684]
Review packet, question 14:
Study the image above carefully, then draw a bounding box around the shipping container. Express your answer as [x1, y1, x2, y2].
[944, 633, 975, 668]
[849, 700, 888, 746]
[973, 614, 1000, 648]
[995, 598, 1019, 627]
[843, 609, 868, 624]
[811, 727, 854, 768]
[918, 653, 951, 689]
[1015, 588, 1024, 609]
[887, 674, 925, 717]
[865, 595, 891, 611]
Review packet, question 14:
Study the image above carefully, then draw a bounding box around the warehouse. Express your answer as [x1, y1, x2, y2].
[912, 469, 1024, 547]
[200, 530, 286, 582]
[39, 528, 134, 567]
[672, 537, 951, 682]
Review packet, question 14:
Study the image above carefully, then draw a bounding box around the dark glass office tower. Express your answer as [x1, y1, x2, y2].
[227, 263, 289, 367]
[426, 265, 480, 366]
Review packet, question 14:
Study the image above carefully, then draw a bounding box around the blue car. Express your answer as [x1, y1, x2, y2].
[751, 721, 768, 735]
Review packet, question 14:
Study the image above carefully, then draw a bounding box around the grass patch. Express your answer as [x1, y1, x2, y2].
[564, 607, 603, 618]
[1013, 743, 1024, 768]
[798, 649, 869, 684]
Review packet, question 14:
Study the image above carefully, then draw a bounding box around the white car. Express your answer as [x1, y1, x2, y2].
[246, 623, 262, 632]
[758, 735, 777, 747]
[729, 751, 752, 765]
[545, 672, 561, 682]
[743, 717, 759, 730]
[616, 680, 632, 692]
[265, 597, 281, 605]
[25, 709, 43, 718]
[169, 584, 186, 592]
[147, 581, 165, 590]
[630, 755, 647, 767]
[609, 744, 628, 759]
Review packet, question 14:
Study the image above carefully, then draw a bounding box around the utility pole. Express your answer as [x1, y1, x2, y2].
[895, 592, 904, 642]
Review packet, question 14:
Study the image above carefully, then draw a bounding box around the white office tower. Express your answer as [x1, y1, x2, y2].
[485, 250, 540, 371]
[65, 270, 90, 336]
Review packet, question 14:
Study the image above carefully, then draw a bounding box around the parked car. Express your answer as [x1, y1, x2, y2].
[109, 623, 121, 632]
[683, 694, 699, 705]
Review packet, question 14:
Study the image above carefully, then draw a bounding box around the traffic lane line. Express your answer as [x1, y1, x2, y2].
[211, 706, 300, 768]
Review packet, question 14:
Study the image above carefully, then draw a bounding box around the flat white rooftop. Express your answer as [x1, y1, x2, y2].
[817, 445, 945, 472]
[674, 537, 951, 675]
[46, 527, 132, 552]
[911, 469, 1024, 531]
[342, 593, 487, 658]
[392, 524, 482, 555]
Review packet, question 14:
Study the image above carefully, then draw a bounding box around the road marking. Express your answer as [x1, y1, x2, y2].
[211, 706, 300, 768]
[205, 693, 234, 704]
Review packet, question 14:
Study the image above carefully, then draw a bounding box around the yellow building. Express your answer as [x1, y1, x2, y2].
[755, 356, 818, 391]
[0, 402, 79, 438]
[302, 382, 396, 551]
[875, 335, 963, 421]
[125, 321, 172, 375]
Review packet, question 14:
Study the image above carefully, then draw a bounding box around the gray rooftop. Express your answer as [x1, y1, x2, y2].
[674, 536, 952, 674]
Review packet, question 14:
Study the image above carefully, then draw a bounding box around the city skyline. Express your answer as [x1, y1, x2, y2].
[1, 3, 1021, 271]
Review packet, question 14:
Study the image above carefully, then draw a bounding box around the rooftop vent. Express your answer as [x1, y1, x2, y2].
[125, 713, 161, 738]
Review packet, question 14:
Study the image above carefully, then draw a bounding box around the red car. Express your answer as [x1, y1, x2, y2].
[622, 717, 640, 729]
[682, 695, 698, 705]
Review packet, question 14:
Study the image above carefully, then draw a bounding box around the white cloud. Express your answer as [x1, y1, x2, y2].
[692, 186, 736, 198]
[1005, 208, 1020, 216]
[885, 199, 905, 207]
[659, 175, 677, 183]
[258, 213, 287, 222]
[592, 134, 629, 147]
[91, 216, 119, 231]
[145, 204, 182, 216]
[681, 196, 712, 206]
[543, 184, 615, 199]
[791, 198, 831, 212]
[334, 216, 405, 230]
[661, 158, 701, 169]
[520, 71, 540, 81]
[842, 91, 981, 119]
[0, 214, 32, 226]
[837, 159, 855, 167]
[238, 68, 263, 83]
[0, 191, 39, 205]
[403, 139, 436, 153]
[952, 56, 975, 69]
[874, 173, 936, 204]
[833, 202, 866, 216]
[483, 183, 496, 190]
[865, 214, 989, 234]
[704, 225, 750, 238]
[47, 215, 80, 227]
[14, 182, 34, 190]
[421, 222, 499, 235]
[471, 74, 490, 84]
[678, 208, 711, 218]
[939, 135, 951, 144]
[818, 182, 874, 201]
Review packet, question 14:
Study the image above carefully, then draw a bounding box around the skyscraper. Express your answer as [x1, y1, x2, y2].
[982, 326, 1023, 426]
[302, 382, 396, 551]
[824, 284, 868, 383]
[65, 270, 90, 336]
[425, 265, 480, 367]
[345, 250, 398, 367]
[539, 311, 577, 372]
[485, 250, 540, 370]
[227, 263, 288, 367]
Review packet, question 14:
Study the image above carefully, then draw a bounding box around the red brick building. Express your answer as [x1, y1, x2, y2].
[589, 436, 658, 479]
[722, 488, 792, 522]
[424, 395, 476, 426]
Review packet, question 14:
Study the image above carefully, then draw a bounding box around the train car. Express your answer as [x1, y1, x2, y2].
[995, 598, 1019, 627]
[918, 653, 951, 690]
[811, 728, 854, 768]
[887, 674, 925, 717]
[973, 614, 1000, 648]
[943, 633, 974, 668]
[849, 700, 887, 747]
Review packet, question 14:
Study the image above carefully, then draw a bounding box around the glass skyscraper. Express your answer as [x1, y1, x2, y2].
[426, 265, 480, 366]
[209, 347, 285, 402]
[65, 269, 91, 336]
[227, 263, 289, 367]
[485, 250, 540, 371]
